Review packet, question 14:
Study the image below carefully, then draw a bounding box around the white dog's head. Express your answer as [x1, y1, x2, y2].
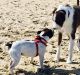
[37, 28, 54, 39]
[52, 4, 73, 29]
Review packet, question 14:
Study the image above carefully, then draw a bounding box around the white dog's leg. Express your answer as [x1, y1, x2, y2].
[55, 45, 61, 62]
[30, 57, 33, 63]
[9, 51, 21, 74]
[10, 59, 20, 74]
[10, 60, 14, 74]
[39, 54, 44, 69]
[67, 37, 74, 64]
[55, 32, 62, 62]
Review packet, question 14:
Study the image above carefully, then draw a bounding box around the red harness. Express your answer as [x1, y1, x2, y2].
[34, 36, 47, 56]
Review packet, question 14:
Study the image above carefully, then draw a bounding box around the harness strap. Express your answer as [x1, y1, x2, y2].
[35, 36, 47, 56]
[40, 38, 47, 46]
[35, 42, 38, 56]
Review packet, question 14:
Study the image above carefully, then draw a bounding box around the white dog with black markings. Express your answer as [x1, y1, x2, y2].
[6, 28, 53, 74]
[52, 4, 80, 64]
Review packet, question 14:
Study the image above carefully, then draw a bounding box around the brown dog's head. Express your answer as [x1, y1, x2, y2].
[52, 4, 71, 29]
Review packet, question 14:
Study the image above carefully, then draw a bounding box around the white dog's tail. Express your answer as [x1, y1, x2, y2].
[6, 41, 13, 49]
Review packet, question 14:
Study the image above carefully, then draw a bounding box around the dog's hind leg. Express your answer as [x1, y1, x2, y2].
[10, 60, 15, 74]
[9, 51, 21, 74]
[10, 58, 20, 74]
[30, 57, 33, 64]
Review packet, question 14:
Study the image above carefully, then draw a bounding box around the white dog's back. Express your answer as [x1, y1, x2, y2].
[9, 40, 46, 59]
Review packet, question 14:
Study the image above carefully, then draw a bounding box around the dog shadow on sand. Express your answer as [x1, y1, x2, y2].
[15, 65, 80, 75]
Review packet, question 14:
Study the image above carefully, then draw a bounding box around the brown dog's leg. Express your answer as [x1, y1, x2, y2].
[55, 32, 62, 62]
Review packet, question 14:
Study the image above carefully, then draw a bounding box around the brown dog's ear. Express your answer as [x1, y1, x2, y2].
[53, 7, 57, 14]
[37, 31, 41, 35]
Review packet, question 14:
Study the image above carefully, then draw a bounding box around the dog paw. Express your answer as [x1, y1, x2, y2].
[37, 67, 45, 73]
[66, 60, 72, 64]
[54, 58, 59, 63]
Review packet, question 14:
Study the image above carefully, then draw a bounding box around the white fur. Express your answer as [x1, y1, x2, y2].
[61, 7, 74, 34]
[9, 31, 50, 74]
[55, 45, 61, 62]
[52, 21, 61, 29]
[67, 37, 74, 63]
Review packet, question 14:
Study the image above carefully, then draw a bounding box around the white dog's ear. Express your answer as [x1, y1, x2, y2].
[37, 31, 41, 35]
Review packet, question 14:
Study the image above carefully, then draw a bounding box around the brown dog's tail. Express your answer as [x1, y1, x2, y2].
[6, 41, 13, 49]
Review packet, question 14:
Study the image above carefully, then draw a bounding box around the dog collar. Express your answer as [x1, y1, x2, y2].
[34, 36, 47, 56]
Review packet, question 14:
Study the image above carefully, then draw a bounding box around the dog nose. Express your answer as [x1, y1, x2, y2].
[53, 28, 57, 30]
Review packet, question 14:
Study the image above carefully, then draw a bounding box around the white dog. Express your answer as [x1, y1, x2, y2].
[52, 4, 80, 64]
[6, 28, 53, 74]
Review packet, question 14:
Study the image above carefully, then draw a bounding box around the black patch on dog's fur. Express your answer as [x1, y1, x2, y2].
[37, 28, 54, 38]
[37, 31, 41, 35]
[71, 6, 80, 39]
[42, 28, 54, 38]
[65, 4, 71, 7]
[73, 6, 80, 27]
[68, 10, 70, 17]
[6, 41, 13, 49]
[58, 32, 62, 45]
[55, 10, 66, 27]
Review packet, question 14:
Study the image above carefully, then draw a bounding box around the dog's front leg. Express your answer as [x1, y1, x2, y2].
[55, 32, 62, 62]
[39, 54, 44, 69]
[67, 33, 75, 64]
[30, 57, 33, 63]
